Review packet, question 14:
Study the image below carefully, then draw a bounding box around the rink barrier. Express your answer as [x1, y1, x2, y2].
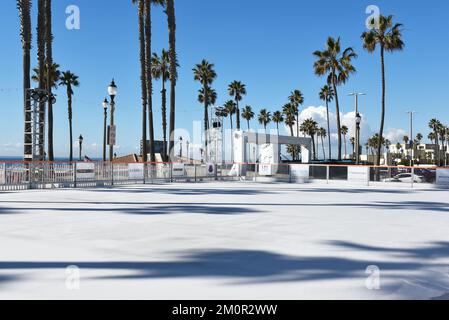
[0, 161, 447, 191]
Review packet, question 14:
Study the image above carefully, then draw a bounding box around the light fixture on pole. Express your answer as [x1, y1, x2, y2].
[108, 79, 117, 161]
[349, 92, 366, 165]
[102, 98, 109, 162]
[78, 134, 84, 161]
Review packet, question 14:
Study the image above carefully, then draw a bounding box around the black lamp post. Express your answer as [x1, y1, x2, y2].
[356, 113, 362, 164]
[108, 79, 117, 162]
[78, 134, 84, 161]
[102, 98, 108, 162]
[179, 137, 183, 159]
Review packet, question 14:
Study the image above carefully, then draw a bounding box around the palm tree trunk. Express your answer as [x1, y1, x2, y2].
[311, 135, 316, 160]
[161, 79, 167, 161]
[203, 82, 209, 159]
[145, 0, 155, 163]
[344, 135, 347, 159]
[321, 136, 326, 160]
[18, 0, 32, 160]
[138, 0, 148, 163]
[331, 71, 342, 161]
[68, 91, 73, 162]
[37, 0, 46, 159]
[247, 120, 250, 131]
[236, 100, 240, 130]
[166, 0, 176, 161]
[377, 46, 386, 166]
[326, 99, 331, 161]
[45, 0, 54, 161]
[289, 125, 294, 137]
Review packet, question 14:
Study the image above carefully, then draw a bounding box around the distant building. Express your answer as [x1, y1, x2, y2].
[140, 140, 166, 157]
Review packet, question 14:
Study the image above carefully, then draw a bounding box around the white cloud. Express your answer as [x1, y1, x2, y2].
[384, 128, 407, 144]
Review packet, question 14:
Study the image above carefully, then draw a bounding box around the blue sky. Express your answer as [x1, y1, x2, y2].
[0, 0, 448, 157]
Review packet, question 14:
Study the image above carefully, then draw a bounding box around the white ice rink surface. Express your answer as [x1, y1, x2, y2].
[0, 182, 448, 300]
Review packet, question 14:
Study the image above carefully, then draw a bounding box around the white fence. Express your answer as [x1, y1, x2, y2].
[0, 162, 447, 191]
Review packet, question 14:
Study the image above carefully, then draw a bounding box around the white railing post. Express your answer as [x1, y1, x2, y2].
[326, 165, 330, 184]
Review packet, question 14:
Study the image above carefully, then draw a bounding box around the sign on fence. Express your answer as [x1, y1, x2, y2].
[76, 163, 95, 180]
[290, 165, 309, 182]
[172, 163, 185, 177]
[259, 164, 272, 176]
[348, 166, 370, 184]
[128, 164, 144, 180]
[206, 163, 216, 176]
[437, 169, 449, 187]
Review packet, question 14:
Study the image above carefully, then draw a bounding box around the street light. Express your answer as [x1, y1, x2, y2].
[102, 98, 109, 162]
[78, 134, 84, 161]
[349, 92, 366, 164]
[108, 79, 117, 162]
[407, 111, 417, 167]
[179, 137, 183, 159]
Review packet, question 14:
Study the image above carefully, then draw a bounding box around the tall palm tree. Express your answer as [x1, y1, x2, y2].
[193, 60, 217, 156]
[318, 127, 327, 160]
[17, 0, 32, 160]
[283, 104, 296, 137]
[341, 125, 349, 158]
[288, 90, 304, 137]
[258, 109, 271, 133]
[416, 133, 423, 144]
[241, 106, 255, 131]
[301, 118, 318, 160]
[152, 49, 178, 160]
[362, 15, 404, 166]
[45, 0, 55, 161]
[166, 0, 177, 160]
[132, 0, 148, 162]
[314, 37, 357, 160]
[429, 119, 441, 165]
[272, 111, 284, 135]
[37, 0, 46, 158]
[228, 81, 246, 130]
[59, 71, 79, 162]
[144, 0, 165, 163]
[319, 85, 334, 160]
[224, 100, 236, 130]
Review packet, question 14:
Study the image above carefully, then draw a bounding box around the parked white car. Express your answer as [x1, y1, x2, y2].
[384, 173, 425, 183]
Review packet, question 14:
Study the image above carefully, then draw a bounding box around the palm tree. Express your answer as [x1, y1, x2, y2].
[258, 109, 271, 133]
[45, 0, 55, 161]
[416, 133, 423, 144]
[166, 0, 177, 160]
[300, 118, 318, 160]
[32, 63, 61, 89]
[403, 135, 409, 146]
[37, 0, 46, 158]
[283, 104, 296, 137]
[350, 136, 356, 158]
[272, 111, 284, 135]
[132, 0, 148, 162]
[228, 81, 246, 130]
[224, 100, 236, 130]
[145, 0, 165, 163]
[341, 125, 349, 158]
[17, 0, 32, 160]
[288, 90, 304, 137]
[314, 37, 357, 161]
[428, 132, 436, 145]
[152, 49, 178, 160]
[429, 119, 441, 165]
[319, 85, 334, 160]
[198, 87, 217, 107]
[318, 127, 327, 160]
[193, 60, 217, 157]
[362, 15, 404, 166]
[241, 105, 255, 130]
[59, 71, 80, 162]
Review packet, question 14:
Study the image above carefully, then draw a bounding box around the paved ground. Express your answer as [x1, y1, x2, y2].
[0, 182, 448, 300]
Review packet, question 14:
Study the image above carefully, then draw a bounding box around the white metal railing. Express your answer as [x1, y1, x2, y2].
[0, 161, 447, 191]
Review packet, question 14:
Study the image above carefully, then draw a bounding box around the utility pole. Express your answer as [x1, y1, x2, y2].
[407, 111, 417, 167]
